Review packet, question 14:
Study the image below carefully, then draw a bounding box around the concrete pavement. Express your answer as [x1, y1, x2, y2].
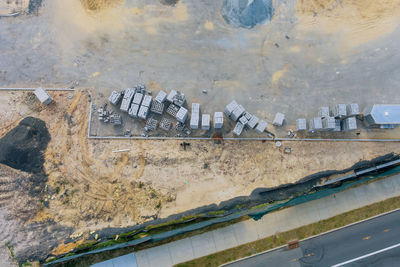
[134, 173, 400, 267]
[225, 209, 400, 267]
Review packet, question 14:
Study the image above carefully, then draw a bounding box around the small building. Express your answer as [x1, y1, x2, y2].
[363, 104, 400, 128]
[201, 114, 210, 130]
[296, 118, 307, 131]
[34, 88, 53, 105]
[273, 112, 285, 126]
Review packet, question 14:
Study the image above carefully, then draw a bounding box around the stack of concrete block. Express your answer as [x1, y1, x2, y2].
[231, 105, 245, 121]
[135, 84, 146, 94]
[173, 91, 186, 107]
[150, 101, 164, 114]
[214, 112, 224, 129]
[110, 114, 122, 125]
[273, 112, 285, 126]
[255, 120, 267, 134]
[120, 88, 135, 112]
[202, 114, 210, 130]
[322, 116, 335, 131]
[34, 88, 53, 105]
[176, 107, 188, 123]
[247, 115, 259, 129]
[160, 117, 173, 131]
[155, 90, 167, 103]
[348, 103, 359, 116]
[132, 92, 143, 106]
[334, 104, 347, 118]
[296, 118, 307, 131]
[190, 103, 200, 129]
[318, 107, 330, 118]
[145, 118, 158, 131]
[108, 91, 122, 105]
[138, 105, 149, 119]
[225, 100, 238, 117]
[166, 104, 180, 117]
[239, 116, 248, 126]
[166, 90, 177, 103]
[334, 119, 341, 132]
[342, 117, 357, 131]
[233, 122, 244, 136]
[128, 104, 140, 118]
[142, 95, 152, 107]
[309, 117, 323, 132]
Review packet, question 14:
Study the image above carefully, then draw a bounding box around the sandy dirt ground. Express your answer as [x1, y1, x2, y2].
[1, 0, 400, 265]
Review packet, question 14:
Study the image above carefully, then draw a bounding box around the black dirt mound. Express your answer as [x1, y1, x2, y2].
[0, 117, 50, 174]
[160, 0, 179, 6]
[221, 0, 274, 29]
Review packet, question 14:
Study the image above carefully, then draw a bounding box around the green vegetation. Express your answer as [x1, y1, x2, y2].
[5, 241, 14, 258]
[176, 195, 400, 267]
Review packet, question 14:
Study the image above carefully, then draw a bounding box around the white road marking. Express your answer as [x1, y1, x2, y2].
[331, 242, 400, 267]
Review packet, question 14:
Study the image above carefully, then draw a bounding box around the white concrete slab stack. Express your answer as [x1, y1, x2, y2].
[225, 101, 238, 117]
[273, 112, 285, 126]
[108, 91, 122, 105]
[201, 114, 210, 130]
[166, 90, 177, 103]
[155, 90, 167, 103]
[214, 112, 224, 129]
[190, 103, 200, 129]
[318, 107, 330, 118]
[255, 120, 267, 134]
[138, 106, 149, 120]
[132, 92, 144, 106]
[239, 116, 248, 126]
[309, 117, 323, 132]
[233, 122, 244, 136]
[322, 116, 335, 131]
[231, 105, 245, 121]
[343, 117, 357, 131]
[120, 88, 135, 112]
[296, 118, 307, 131]
[334, 104, 347, 118]
[128, 104, 140, 118]
[247, 115, 259, 129]
[142, 95, 152, 107]
[176, 107, 188, 123]
[34, 88, 53, 105]
[348, 103, 360, 116]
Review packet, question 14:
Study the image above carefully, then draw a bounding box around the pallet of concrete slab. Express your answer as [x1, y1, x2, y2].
[225, 100, 267, 136]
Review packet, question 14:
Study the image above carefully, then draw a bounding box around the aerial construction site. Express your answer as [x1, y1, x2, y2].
[1, 0, 400, 266]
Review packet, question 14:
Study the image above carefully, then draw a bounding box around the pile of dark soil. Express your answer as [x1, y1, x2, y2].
[28, 0, 42, 13]
[0, 117, 50, 174]
[160, 0, 179, 6]
[221, 0, 274, 29]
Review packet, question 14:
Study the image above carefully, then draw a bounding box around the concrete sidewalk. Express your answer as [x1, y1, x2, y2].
[134, 174, 400, 267]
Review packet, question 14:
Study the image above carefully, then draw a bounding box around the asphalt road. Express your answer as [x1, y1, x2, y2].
[225, 210, 400, 267]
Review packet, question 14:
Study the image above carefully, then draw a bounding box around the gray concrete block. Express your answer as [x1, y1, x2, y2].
[322, 116, 335, 131]
[214, 112, 224, 129]
[173, 91, 186, 107]
[247, 115, 259, 129]
[334, 119, 341, 131]
[166, 90, 177, 103]
[296, 118, 307, 131]
[192, 103, 200, 113]
[243, 112, 252, 120]
[225, 100, 238, 117]
[132, 92, 144, 105]
[255, 120, 267, 134]
[166, 104, 180, 117]
[309, 117, 323, 132]
[145, 118, 158, 131]
[202, 114, 210, 130]
[155, 90, 167, 103]
[108, 90, 122, 105]
[120, 88, 135, 112]
[128, 103, 139, 118]
[348, 103, 359, 116]
[233, 122, 244, 136]
[138, 105, 149, 120]
[142, 95, 152, 107]
[343, 117, 357, 131]
[176, 107, 188, 123]
[160, 117, 173, 131]
[334, 104, 347, 118]
[231, 105, 245, 121]
[239, 116, 248, 126]
[150, 101, 164, 115]
[318, 106, 330, 118]
[273, 112, 285, 126]
[190, 112, 199, 129]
